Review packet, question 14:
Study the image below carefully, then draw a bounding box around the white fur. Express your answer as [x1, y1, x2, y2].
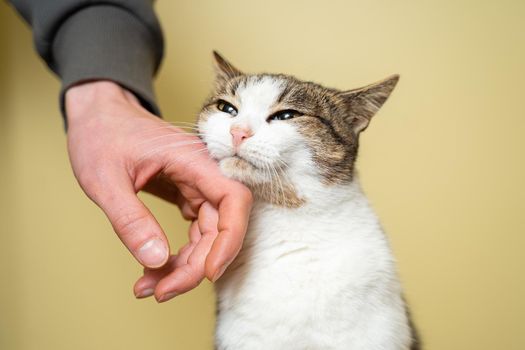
[200, 76, 412, 349]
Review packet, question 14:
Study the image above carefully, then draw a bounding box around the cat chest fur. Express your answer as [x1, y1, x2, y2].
[214, 183, 412, 350]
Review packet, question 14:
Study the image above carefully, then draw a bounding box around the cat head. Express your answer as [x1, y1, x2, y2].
[198, 51, 398, 207]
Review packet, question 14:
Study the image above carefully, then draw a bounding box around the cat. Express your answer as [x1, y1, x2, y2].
[197, 51, 420, 350]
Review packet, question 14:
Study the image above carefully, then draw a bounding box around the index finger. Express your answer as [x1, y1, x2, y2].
[198, 178, 253, 282]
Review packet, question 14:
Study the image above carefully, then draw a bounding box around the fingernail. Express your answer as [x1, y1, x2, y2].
[157, 292, 178, 303]
[137, 239, 168, 268]
[212, 264, 228, 283]
[135, 288, 154, 299]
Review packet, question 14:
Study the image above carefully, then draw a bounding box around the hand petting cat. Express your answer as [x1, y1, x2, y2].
[65, 80, 253, 303]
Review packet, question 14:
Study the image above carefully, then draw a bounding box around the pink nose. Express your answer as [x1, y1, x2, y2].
[230, 127, 253, 148]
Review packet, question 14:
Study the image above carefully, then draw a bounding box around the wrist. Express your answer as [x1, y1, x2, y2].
[65, 80, 141, 125]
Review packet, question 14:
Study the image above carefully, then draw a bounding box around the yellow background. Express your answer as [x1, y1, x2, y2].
[1, 1, 524, 349]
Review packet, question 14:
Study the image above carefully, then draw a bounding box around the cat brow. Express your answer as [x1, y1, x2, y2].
[228, 80, 239, 96]
[277, 83, 293, 104]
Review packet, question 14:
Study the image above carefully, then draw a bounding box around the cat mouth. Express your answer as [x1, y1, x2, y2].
[218, 155, 262, 184]
[229, 155, 260, 170]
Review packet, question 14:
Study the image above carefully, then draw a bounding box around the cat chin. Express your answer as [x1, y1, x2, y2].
[218, 156, 267, 186]
[219, 156, 305, 208]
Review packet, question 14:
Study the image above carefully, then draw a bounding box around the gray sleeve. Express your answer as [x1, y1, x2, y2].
[6, 0, 164, 117]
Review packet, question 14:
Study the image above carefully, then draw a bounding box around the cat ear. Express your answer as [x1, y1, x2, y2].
[213, 51, 243, 82]
[340, 75, 399, 134]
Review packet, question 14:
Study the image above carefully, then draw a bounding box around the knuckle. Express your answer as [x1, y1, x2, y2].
[76, 166, 113, 199]
[182, 204, 197, 220]
[179, 267, 201, 293]
[181, 268, 201, 290]
[112, 210, 151, 239]
[238, 186, 254, 204]
[77, 171, 98, 190]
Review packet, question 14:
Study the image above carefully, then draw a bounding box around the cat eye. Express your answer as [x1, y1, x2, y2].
[217, 100, 238, 116]
[267, 109, 301, 122]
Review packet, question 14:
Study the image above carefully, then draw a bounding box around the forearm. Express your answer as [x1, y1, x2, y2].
[6, 0, 164, 118]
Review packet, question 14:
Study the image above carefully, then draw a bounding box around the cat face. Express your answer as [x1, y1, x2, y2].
[198, 52, 398, 207]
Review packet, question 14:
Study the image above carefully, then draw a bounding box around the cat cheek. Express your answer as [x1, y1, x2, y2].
[271, 125, 302, 152]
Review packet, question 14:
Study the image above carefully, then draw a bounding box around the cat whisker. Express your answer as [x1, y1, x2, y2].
[135, 133, 205, 147]
[163, 121, 201, 130]
[271, 163, 288, 207]
[267, 163, 281, 205]
[136, 141, 207, 163]
[165, 120, 200, 126]
[262, 161, 275, 203]
[274, 157, 289, 172]
[136, 127, 198, 138]
[136, 121, 201, 135]
[135, 128, 217, 145]
[203, 136, 230, 146]
[257, 158, 285, 207]
[155, 119, 199, 126]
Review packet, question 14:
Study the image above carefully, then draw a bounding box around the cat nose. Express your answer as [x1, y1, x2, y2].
[230, 126, 253, 148]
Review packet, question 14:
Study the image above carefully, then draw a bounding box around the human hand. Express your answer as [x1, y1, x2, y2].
[134, 201, 221, 302]
[65, 80, 252, 302]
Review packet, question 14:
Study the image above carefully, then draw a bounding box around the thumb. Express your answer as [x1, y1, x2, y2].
[92, 175, 170, 269]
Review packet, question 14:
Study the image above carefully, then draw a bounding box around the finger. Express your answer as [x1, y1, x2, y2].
[134, 255, 178, 298]
[181, 202, 198, 221]
[199, 180, 253, 282]
[155, 203, 219, 302]
[174, 242, 195, 268]
[95, 172, 170, 269]
[161, 153, 252, 282]
[134, 234, 197, 299]
[136, 235, 198, 300]
[197, 202, 220, 236]
[135, 219, 203, 299]
[172, 221, 201, 270]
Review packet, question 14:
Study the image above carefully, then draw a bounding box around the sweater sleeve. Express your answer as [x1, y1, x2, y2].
[6, 0, 164, 117]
